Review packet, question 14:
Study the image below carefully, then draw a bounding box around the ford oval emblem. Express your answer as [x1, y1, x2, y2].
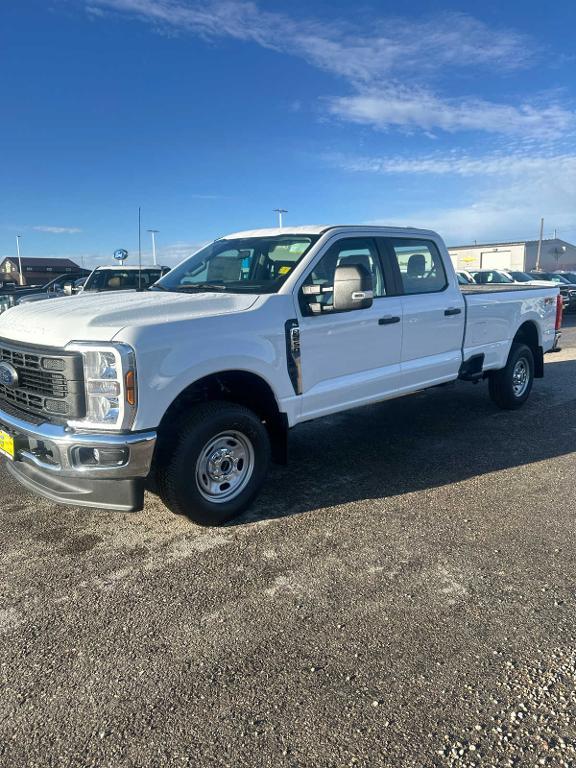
[0, 362, 19, 388]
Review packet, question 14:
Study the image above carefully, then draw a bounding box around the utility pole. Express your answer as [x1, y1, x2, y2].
[535, 217, 544, 271]
[138, 207, 142, 290]
[15, 235, 23, 285]
[147, 229, 159, 265]
[273, 208, 288, 228]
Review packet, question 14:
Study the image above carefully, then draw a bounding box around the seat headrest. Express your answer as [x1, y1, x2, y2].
[407, 254, 426, 278]
[338, 253, 371, 271]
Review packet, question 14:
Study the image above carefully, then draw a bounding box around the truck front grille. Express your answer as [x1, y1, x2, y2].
[0, 339, 85, 423]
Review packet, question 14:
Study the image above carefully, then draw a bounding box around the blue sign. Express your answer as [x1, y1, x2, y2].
[113, 249, 128, 262]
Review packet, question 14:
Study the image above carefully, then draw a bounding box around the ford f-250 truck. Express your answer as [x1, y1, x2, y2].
[0, 226, 562, 525]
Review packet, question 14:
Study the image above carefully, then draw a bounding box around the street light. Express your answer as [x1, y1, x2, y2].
[147, 229, 159, 265]
[273, 208, 288, 228]
[15, 235, 23, 285]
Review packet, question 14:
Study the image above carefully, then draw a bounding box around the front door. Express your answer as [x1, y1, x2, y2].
[296, 236, 403, 421]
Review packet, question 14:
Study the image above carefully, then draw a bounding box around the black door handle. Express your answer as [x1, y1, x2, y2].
[378, 316, 401, 325]
[444, 307, 462, 316]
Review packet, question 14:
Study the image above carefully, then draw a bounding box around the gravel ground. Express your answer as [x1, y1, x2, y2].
[1, 319, 576, 767]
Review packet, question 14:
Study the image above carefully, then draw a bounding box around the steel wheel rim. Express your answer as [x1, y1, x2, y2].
[195, 430, 255, 503]
[512, 357, 530, 397]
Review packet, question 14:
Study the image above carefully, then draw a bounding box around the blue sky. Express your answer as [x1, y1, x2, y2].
[2, 0, 576, 267]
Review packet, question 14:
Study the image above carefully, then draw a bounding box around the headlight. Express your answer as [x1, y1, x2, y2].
[65, 343, 137, 430]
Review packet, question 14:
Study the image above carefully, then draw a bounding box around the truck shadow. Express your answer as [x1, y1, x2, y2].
[240, 352, 576, 525]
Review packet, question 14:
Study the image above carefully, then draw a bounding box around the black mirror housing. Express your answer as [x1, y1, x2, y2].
[333, 264, 374, 312]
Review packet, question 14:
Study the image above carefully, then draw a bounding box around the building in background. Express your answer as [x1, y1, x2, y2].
[448, 238, 576, 273]
[0, 257, 85, 286]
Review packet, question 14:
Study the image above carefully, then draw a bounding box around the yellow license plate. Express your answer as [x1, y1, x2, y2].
[0, 430, 15, 460]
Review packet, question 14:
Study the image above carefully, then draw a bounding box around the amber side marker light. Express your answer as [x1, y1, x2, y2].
[125, 370, 136, 406]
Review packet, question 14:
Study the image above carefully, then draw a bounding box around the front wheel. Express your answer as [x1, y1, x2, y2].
[488, 342, 534, 410]
[156, 401, 271, 525]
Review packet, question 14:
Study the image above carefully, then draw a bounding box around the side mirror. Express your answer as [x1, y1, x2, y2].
[333, 264, 374, 312]
[63, 284, 73, 296]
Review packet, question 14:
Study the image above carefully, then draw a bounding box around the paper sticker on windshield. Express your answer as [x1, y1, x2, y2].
[278, 266, 291, 275]
[288, 242, 310, 254]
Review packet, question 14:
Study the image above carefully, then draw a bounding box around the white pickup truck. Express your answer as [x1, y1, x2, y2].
[0, 226, 562, 525]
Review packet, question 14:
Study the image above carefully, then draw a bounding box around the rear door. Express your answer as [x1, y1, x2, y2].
[382, 237, 465, 389]
[295, 236, 403, 420]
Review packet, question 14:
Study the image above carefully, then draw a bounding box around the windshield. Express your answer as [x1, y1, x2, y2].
[559, 272, 576, 283]
[509, 271, 532, 282]
[84, 268, 163, 292]
[155, 235, 319, 294]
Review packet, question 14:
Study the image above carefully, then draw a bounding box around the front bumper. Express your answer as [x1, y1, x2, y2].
[0, 406, 156, 512]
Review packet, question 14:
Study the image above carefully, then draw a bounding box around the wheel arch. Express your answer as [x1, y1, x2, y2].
[512, 320, 544, 377]
[158, 369, 289, 464]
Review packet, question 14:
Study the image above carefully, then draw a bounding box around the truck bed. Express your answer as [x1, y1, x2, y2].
[461, 283, 558, 372]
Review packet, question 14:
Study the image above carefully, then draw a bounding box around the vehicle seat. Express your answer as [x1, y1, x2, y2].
[404, 253, 443, 292]
[107, 276, 122, 290]
[337, 253, 379, 294]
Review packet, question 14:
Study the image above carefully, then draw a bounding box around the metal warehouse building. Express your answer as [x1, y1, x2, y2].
[448, 238, 576, 273]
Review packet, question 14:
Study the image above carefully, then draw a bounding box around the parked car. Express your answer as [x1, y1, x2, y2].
[79, 264, 170, 293]
[456, 270, 476, 285]
[552, 271, 576, 285]
[470, 269, 515, 284]
[0, 226, 562, 525]
[0, 272, 90, 314]
[507, 271, 554, 286]
[529, 271, 576, 312]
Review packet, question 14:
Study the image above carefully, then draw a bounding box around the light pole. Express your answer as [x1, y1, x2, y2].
[273, 208, 288, 228]
[15, 235, 23, 285]
[147, 229, 159, 265]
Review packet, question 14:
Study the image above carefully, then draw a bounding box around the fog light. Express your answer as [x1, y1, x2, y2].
[75, 446, 128, 467]
[93, 447, 128, 465]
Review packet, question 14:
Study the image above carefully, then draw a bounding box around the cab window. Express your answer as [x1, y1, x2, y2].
[300, 237, 385, 315]
[388, 239, 447, 294]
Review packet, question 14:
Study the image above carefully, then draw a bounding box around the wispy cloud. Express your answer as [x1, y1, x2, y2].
[85, 1, 573, 140]
[330, 150, 576, 177]
[33, 226, 83, 234]
[328, 90, 576, 140]
[356, 150, 576, 243]
[88, 2, 533, 80]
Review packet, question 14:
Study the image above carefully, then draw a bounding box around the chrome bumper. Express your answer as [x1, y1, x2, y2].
[0, 407, 157, 511]
[0, 406, 156, 478]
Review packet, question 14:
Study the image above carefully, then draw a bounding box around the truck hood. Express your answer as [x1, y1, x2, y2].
[0, 290, 260, 347]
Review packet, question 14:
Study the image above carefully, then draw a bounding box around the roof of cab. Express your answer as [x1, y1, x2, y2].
[222, 225, 439, 240]
[93, 264, 167, 271]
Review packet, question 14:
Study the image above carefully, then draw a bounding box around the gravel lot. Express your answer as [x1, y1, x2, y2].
[1, 319, 576, 768]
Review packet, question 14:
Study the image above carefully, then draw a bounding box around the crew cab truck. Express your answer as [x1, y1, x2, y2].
[0, 226, 562, 525]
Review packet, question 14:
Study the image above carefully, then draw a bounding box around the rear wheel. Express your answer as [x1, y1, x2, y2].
[488, 342, 534, 410]
[156, 401, 271, 525]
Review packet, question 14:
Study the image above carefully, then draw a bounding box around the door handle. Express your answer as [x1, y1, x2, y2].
[378, 316, 401, 325]
[444, 307, 462, 316]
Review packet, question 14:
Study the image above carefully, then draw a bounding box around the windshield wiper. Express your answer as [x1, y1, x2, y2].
[176, 283, 228, 292]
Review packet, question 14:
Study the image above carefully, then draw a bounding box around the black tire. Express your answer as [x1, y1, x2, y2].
[156, 401, 271, 526]
[488, 342, 534, 410]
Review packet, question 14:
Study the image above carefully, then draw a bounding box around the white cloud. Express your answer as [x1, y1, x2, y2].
[328, 90, 576, 140]
[88, 2, 533, 80]
[331, 150, 576, 177]
[85, 1, 572, 139]
[363, 153, 576, 244]
[33, 226, 83, 234]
